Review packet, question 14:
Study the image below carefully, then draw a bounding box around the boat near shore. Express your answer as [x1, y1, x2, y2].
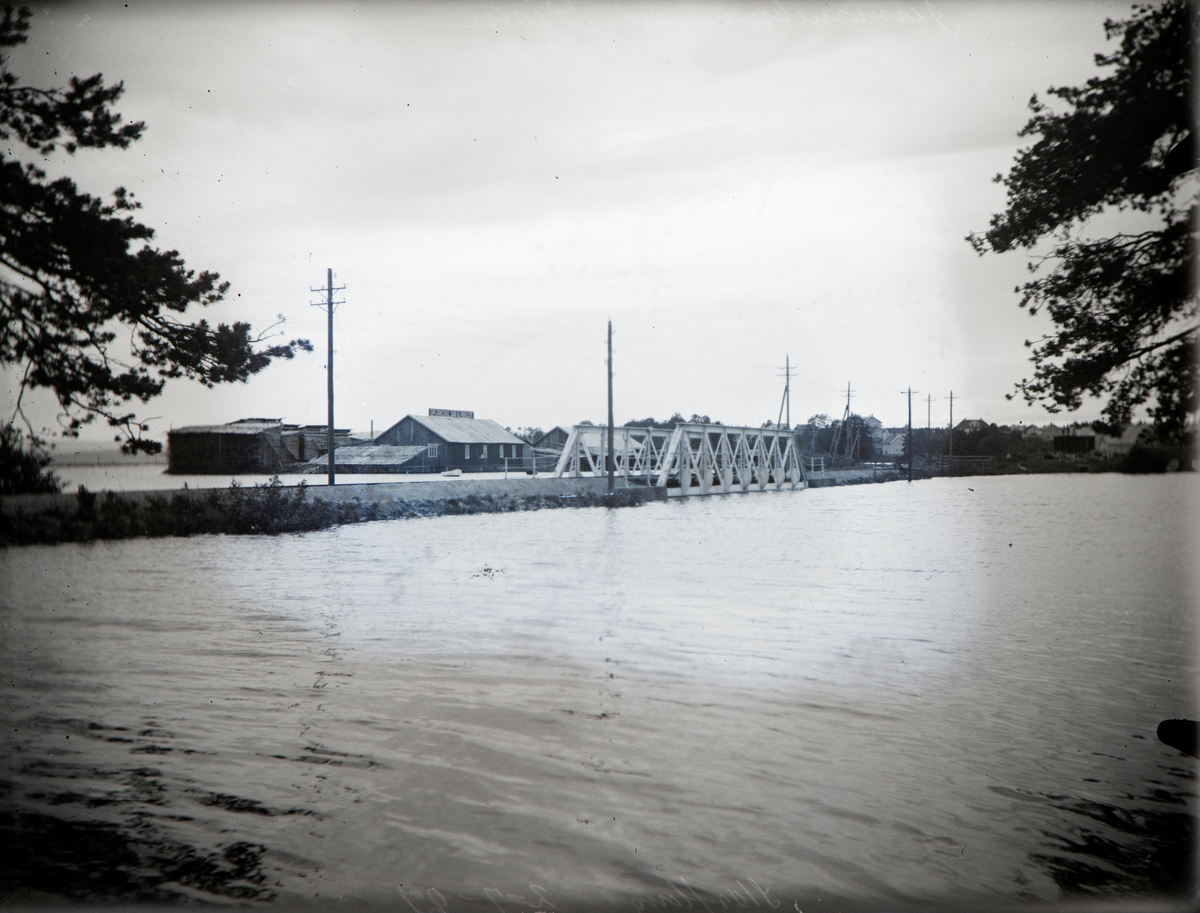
[441, 468, 462, 477]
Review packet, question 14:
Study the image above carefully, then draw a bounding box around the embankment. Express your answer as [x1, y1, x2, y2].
[0, 477, 665, 546]
[2, 468, 931, 546]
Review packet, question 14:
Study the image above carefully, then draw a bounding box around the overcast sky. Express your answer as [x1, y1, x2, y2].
[4, 0, 1146, 442]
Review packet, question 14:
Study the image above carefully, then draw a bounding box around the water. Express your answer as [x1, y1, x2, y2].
[2, 474, 1197, 910]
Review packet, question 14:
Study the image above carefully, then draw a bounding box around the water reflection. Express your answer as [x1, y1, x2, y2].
[3, 749, 282, 904]
[1023, 767, 1195, 898]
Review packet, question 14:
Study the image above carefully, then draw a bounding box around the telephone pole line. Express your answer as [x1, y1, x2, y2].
[607, 320, 614, 492]
[830, 381, 855, 456]
[776, 355, 796, 429]
[842, 380, 854, 456]
[310, 268, 345, 486]
[900, 387, 917, 482]
[944, 390, 955, 458]
[926, 393, 932, 462]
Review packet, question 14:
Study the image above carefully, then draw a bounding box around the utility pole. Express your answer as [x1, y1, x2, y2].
[842, 381, 854, 457]
[777, 355, 796, 429]
[900, 387, 916, 482]
[311, 268, 345, 486]
[945, 390, 955, 458]
[926, 393, 932, 463]
[607, 319, 614, 492]
[830, 381, 854, 457]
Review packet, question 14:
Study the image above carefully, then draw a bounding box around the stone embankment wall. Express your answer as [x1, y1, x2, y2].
[0, 475, 648, 517]
[1, 470, 918, 546]
[1, 477, 670, 545]
[1, 469, 911, 519]
[806, 468, 904, 487]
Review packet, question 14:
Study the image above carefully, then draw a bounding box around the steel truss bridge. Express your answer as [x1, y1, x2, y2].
[552, 424, 807, 495]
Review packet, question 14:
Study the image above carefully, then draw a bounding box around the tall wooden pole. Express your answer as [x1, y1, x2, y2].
[926, 393, 932, 463]
[607, 320, 614, 492]
[326, 268, 335, 486]
[311, 269, 344, 486]
[907, 387, 913, 483]
[947, 390, 954, 458]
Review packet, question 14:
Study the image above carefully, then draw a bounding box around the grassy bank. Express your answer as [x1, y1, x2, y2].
[1, 478, 660, 547]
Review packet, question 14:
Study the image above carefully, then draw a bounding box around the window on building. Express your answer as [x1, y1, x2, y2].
[465, 444, 471, 460]
[427, 443, 438, 458]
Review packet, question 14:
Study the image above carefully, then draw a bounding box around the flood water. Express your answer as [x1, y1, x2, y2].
[2, 473, 1197, 911]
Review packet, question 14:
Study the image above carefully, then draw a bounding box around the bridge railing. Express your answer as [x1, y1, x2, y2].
[553, 424, 806, 495]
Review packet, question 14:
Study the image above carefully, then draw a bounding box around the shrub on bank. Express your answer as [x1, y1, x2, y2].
[1120, 444, 1191, 474]
[1, 479, 661, 546]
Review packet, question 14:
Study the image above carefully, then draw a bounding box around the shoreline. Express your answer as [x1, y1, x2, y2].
[1, 461, 1182, 547]
[0, 476, 665, 547]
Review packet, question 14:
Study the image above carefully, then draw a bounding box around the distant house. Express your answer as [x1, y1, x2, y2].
[168, 419, 353, 474]
[880, 431, 906, 456]
[955, 418, 988, 433]
[365, 412, 528, 473]
[1021, 424, 1057, 441]
[532, 426, 572, 451]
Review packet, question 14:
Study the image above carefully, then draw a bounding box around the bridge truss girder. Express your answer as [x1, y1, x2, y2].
[552, 424, 806, 495]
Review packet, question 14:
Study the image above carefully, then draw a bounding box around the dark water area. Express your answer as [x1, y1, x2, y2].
[2, 474, 1197, 911]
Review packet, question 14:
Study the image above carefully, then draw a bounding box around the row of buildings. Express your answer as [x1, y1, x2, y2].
[167, 411, 533, 475]
[166, 411, 1153, 475]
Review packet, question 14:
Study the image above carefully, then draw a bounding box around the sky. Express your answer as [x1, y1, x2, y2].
[2, 0, 1155, 443]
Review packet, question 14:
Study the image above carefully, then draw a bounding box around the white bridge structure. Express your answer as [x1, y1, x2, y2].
[552, 423, 807, 495]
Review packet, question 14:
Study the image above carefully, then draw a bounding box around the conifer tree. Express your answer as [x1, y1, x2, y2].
[968, 1, 1196, 444]
[1, 6, 310, 486]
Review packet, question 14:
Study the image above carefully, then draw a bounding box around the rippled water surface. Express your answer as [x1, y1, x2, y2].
[3, 474, 1197, 910]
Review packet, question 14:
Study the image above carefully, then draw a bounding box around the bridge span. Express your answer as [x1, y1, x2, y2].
[552, 423, 807, 496]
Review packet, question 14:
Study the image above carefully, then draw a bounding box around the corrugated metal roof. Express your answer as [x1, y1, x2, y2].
[408, 415, 524, 445]
[305, 445, 426, 468]
[170, 423, 279, 435]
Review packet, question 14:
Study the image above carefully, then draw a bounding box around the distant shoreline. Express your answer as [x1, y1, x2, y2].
[47, 447, 167, 467]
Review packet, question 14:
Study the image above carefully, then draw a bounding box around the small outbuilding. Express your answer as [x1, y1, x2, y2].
[532, 426, 572, 451]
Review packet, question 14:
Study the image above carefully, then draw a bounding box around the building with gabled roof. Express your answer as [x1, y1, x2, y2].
[532, 426, 572, 451]
[955, 418, 988, 433]
[367, 413, 528, 473]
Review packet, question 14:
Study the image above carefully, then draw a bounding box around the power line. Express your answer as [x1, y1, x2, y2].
[900, 387, 917, 482]
[830, 381, 855, 457]
[776, 355, 796, 429]
[944, 390, 955, 458]
[310, 268, 346, 486]
[926, 393, 932, 462]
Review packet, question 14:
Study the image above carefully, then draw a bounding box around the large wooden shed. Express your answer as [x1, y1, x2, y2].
[168, 419, 354, 474]
[373, 412, 527, 473]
